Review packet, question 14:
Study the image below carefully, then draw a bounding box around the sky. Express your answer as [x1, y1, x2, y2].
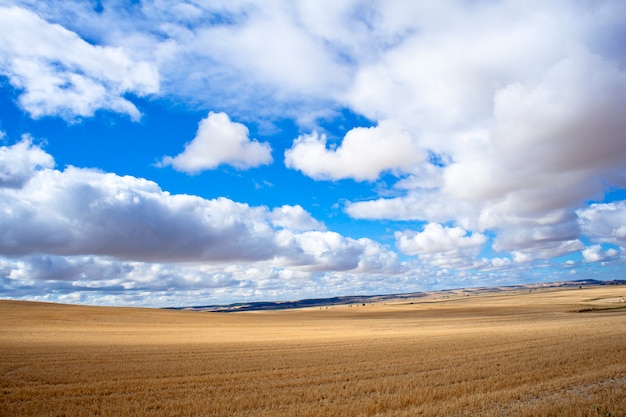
[1, 0, 626, 307]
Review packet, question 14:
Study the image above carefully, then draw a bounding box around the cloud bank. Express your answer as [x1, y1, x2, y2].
[0, 139, 391, 266]
[0, 140, 405, 305]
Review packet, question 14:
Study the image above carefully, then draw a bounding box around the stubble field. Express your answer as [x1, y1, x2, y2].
[1, 285, 626, 416]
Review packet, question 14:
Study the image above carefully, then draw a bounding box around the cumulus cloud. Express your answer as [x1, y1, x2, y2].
[160, 112, 272, 173]
[0, 140, 397, 275]
[0, 168, 275, 262]
[509, 240, 585, 264]
[341, 6, 626, 263]
[396, 223, 487, 269]
[274, 230, 400, 273]
[396, 223, 487, 255]
[581, 245, 619, 263]
[0, 136, 54, 188]
[269, 205, 326, 231]
[0, 6, 159, 120]
[444, 49, 626, 211]
[578, 202, 626, 248]
[285, 121, 425, 181]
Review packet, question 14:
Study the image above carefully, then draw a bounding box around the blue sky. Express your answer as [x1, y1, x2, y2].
[1, 0, 626, 307]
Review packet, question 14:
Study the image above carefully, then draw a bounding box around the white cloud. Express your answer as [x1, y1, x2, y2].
[510, 240, 584, 264]
[200, 6, 348, 98]
[7, 255, 130, 283]
[343, 4, 624, 240]
[0, 252, 408, 307]
[346, 42, 626, 263]
[273, 229, 400, 273]
[0, 140, 276, 262]
[0, 140, 398, 276]
[0, 255, 266, 306]
[396, 223, 487, 269]
[396, 223, 487, 255]
[346, 189, 479, 227]
[0, 166, 276, 262]
[444, 49, 626, 210]
[0, 5, 159, 120]
[141, 0, 357, 120]
[0, 136, 54, 189]
[269, 205, 326, 231]
[285, 121, 425, 181]
[160, 112, 272, 173]
[581, 245, 619, 263]
[481, 206, 585, 262]
[344, 1, 575, 141]
[578, 201, 626, 248]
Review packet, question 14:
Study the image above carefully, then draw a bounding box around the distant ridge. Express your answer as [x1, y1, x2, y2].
[166, 279, 626, 313]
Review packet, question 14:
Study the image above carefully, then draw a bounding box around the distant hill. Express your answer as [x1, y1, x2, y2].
[166, 279, 626, 313]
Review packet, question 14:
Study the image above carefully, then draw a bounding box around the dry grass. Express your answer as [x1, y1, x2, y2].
[1, 286, 626, 416]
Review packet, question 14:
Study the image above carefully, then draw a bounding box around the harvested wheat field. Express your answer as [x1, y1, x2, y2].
[1, 285, 626, 417]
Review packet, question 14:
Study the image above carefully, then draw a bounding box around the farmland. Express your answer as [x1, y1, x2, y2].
[1, 285, 625, 416]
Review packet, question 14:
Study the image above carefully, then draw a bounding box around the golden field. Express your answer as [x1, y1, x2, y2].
[1, 285, 625, 416]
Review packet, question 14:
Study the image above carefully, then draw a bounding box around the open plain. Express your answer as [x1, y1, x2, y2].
[1, 285, 626, 416]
